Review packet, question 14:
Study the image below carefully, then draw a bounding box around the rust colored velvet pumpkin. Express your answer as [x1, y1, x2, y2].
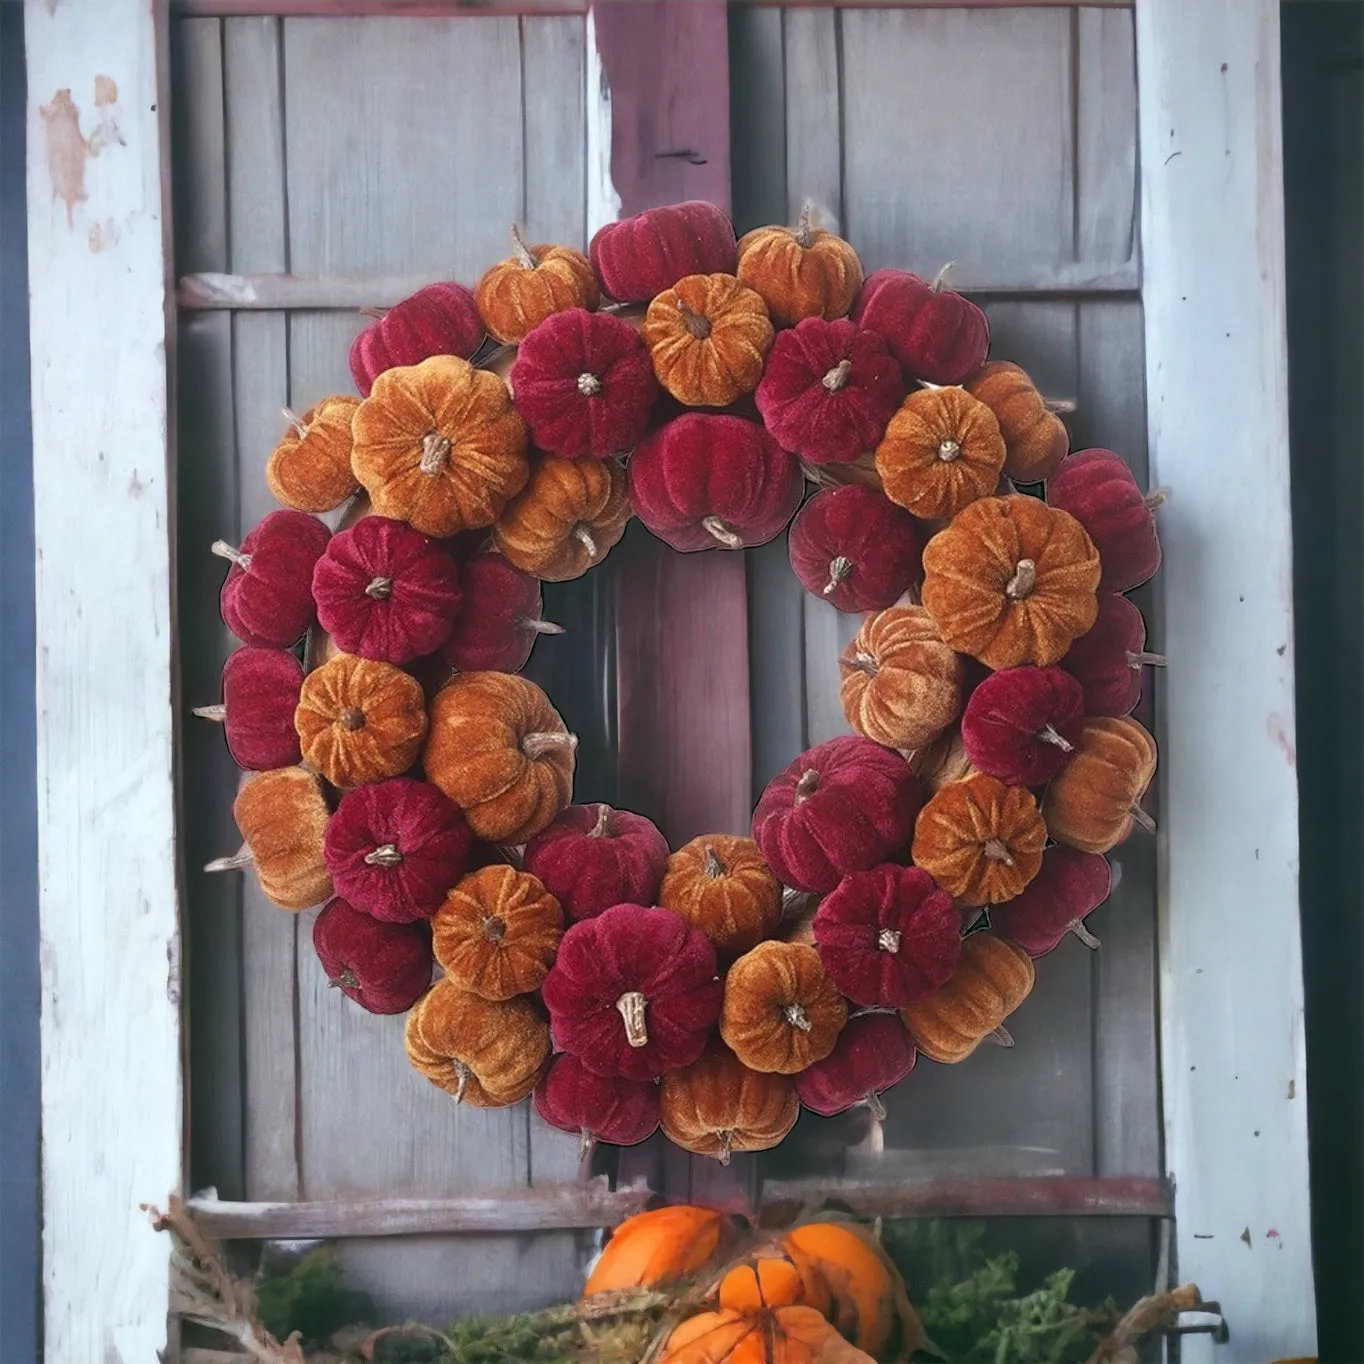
[990, 844, 1113, 958]
[348, 282, 484, 398]
[839, 606, 964, 751]
[195, 646, 304, 771]
[1060, 593, 1164, 718]
[964, 361, 1069, 485]
[907, 726, 978, 794]
[216, 509, 331, 649]
[583, 1205, 733, 1296]
[735, 208, 864, 326]
[312, 895, 433, 1014]
[721, 941, 847, 1074]
[590, 201, 739, 304]
[533, 1051, 660, 1156]
[901, 931, 1035, 1063]
[658, 835, 783, 958]
[1047, 448, 1162, 592]
[403, 976, 550, 1107]
[875, 386, 1006, 522]
[439, 551, 562, 675]
[294, 653, 427, 789]
[351, 355, 529, 538]
[911, 772, 1046, 906]
[852, 266, 990, 385]
[660, 1306, 870, 1364]
[920, 494, 1101, 669]
[794, 1012, 918, 1120]
[658, 1042, 799, 1164]
[474, 227, 600, 344]
[266, 396, 361, 512]
[1041, 715, 1158, 854]
[431, 863, 563, 1000]
[642, 274, 775, 407]
[423, 671, 575, 843]
[960, 665, 1086, 788]
[492, 453, 631, 581]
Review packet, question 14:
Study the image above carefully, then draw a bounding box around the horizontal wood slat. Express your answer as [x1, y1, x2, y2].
[173, 1, 586, 14]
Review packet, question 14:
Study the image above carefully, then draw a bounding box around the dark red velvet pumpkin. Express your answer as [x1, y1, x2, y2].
[851, 267, 990, 385]
[509, 308, 658, 461]
[312, 516, 462, 665]
[989, 844, 1112, 957]
[312, 896, 434, 1014]
[627, 413, 803, 552]
[522, 803, 670, 923]
[751, 736, 923, 894]
[961, 665, 1086, 788]
[347, 282, 485, 397]
[195, 646, 303, 770]
[540, 903, 722, 1081]
[1046, 449, 1162, 593]
[215, 509, 331, 648]
[439, 551, 562, 674]
[812, 863, 961, 1008]
[589, 201, 738, 304]
[533, 1051, 660, 1155]
[754, 318, 904, 466]
[1060, 594, 1164, 717]
[323, 776, 474, 923]
[793, 1012, 917, 1119]
[787, 484, 925, 612]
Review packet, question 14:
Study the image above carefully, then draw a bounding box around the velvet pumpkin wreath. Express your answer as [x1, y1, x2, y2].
[202, 197, 1163, 1161]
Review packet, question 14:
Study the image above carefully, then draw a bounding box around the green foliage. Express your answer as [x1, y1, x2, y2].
[255, 1247, 374, 1346]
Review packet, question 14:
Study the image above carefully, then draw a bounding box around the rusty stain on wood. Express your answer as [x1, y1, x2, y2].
[39, 90, 88, 226]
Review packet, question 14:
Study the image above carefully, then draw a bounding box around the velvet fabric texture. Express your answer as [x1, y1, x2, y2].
[522, 803, 670, 922]
[628, 413, 803, 552]
[348, 281, 485, 398]
[720, 941, 847, 1074]
[658, 834, 782, 958]
[793, 1013, 918, 1118]
[964, 361, 1069, 485]
[311, 896, 433, 1014]
[510, 308, 658, 460]
[812, 863, 961, 1008]
[590, 201, 738, 303]
[1041, 715, 1158, 854]
[1059, 593, 1157, 717]
[755, 318, 903, 467]
[423, 671, 575, 842]
[266, 395, 361, 512]
[583, 1206, 730, 1296]
[227, 766, 333, 911]
[751, 736, 923, 893]
[217, 509, 331, 648]
[735, 215, 864, 326]
[312, 515, 462, 664]
[787, 485, 924, 612]
[474, 234, 600, 344]
[961, 665, 1086, 787]
[439, 551, 558, 674]
[990, 844, 1113, 958]
[907, 726, 977, 794]
[852, 267, 990, 384]
[1046, 448, 1162, 592]
[208, 646, 304, 770]
[323, 776, 472, 923]
[533, 1051, 660, 1150]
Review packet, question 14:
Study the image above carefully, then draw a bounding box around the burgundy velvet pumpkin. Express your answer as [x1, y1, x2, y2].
[989, 844, 1112, 957]
[851, 267, 990, 385]
[323, 776, 474, 923]
[347, 282, 485, 397]
[793, 1012, 917, 1119]
[522, 803, 670, 923]
[312, 516, 462, 665]
[312, 896, 434, 1014]
[812, 863, 961, 1008]
[787, 484, 925, 612]
[533, 1051, 660, 1154]
[1046, 449, 1162, 592]
[439, 551, 561, 674]
[589, 201, 738, 304]
[510, 308, 658, 461]
[215, 509, 331, 648]
[197, 646, 304, 770]
[1060, 594, 1163, 717]
[961, 666, 1086, 788]
[627, 413, 803, 552]
[754, 318, 904, 466]
[751, 736, 923, 894]
[540, 903, 722, 1080]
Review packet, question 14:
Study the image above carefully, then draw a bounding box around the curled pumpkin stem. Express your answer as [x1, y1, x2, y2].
[451, 1060, 471, 1104]
[823, 556, 853, 596]
[930, 261, 955, 292]
[281, 405, 309, 440]
[783, 1002, 813, 1032]
[1128, 650, 1167, 668]
[192, 703, 227, 722]
[328, 968, 360, 991]
[793, 769, 820, 805]
[578, 1128, 595, 1163]
[420, 431, 451, 475]
[205, 845, 253, 873]
[1043, 396, 1077, 414]
[510, 223, 538, 270]
[701, 515, 744, 549]
[983, 837, 1015, 867]
[865, 1091, 888, 1122]
[577, 371, 603, 397]
[794, 202, 817, 249]
[989, 1024, 1015, 1048]
[1144, 486, 1171, 510]
[1129, 804, 1158, 835]
[358, 306, 388, 321]
[572, 523, 599, 560]
[518, 615, 566, 636]
[590, 803, 612, 837]
[521, 730, 579, 760]
[1037, 723, 1074, 753]
[877, 928, 902, 954]
[1005, 558, 1037, 601]
[716, 1130, 734, 1166]
[364, 843, 403, 867]
[821, 359, 852, 392]
[1070, 919, 1102, 950]
[703, 844, 726, 878]
[616, 990, 649, 1048]
[365, 576, 393, 600]
[847, 649, 879, 679]
[210, 540, 252, 571]
[676, 298, 712, 339]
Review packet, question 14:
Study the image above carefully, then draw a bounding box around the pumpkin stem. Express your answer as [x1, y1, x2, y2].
[676, 298, 713, 340]
[328, 968, 360, 990]
[451, 1060, 471, 1104]
[364, 843, 404, 867]
[1070, 919, 1102, 950]
[521, 730, 579, 760]
[794, 202, 817, 249]
[864, 1091, 887, 1122]
[615, 991, 649, 1048]
[358, 306, 388, 321]
[365, 576, 393, 600]
[578, 1128, 596, 1163]
[703, 844, 726, 878]
[420, 431, 452, 475]
[211, 540, 252, 570]
[821, 358, 852, 392]
[509, 223, 538, 270]
[204, 845, 253, 873]
[192, 704, 227, 722]
[518, 615, 567, 636]
[1043, 396, 1077, 414]
[983, 837, 1015, 867]
[1129, 804, 1158, 834]
[877, 928, 902, 954]
[822, 556, 853, 597]
[572, 523, 599, 560]
[701, 515, 744, 550]
[716, 1130, 734, 1166]
[1144, 486, 1171, 510]
[793, 769, 820, 804]
[482, 915, 507, 943]
[937, 439, 962, 463]
[339, 706, 367, 732]
[988, 1024, 1015, 1048]
[576, 371, 603, 397]
[590, 804, 613, 838]
[1128, 650, 1167, 669]
[1005, 558, 1037, 601]
[1037, 723, 1074, 753]
[783, 1002, 813, 1032]
[930, 261, 955, 292]
[848, 649, 879, 678]
[281, 405, 309, 440]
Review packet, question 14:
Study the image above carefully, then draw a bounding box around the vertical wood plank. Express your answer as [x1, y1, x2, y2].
[783, 8, 840, 230]
[1076, 7, 1138, 268]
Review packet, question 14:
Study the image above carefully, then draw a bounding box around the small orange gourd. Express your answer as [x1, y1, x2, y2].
[642, 273, 774, 407]
[474, 227, 600, 344]
[735, 206, 864, 326]
[659, 1043, 799, 1164]
[583, 1205, 735, 1298]
[658, 835, 782, 957]
[661, 1305, 873, 1364]
[1042, 716, 1158, 854]
[717, 1260, 813, 1315]
[721, 941, 847, 1074]
[964, 361, 1069, 484]
[266, 396, 361, 512]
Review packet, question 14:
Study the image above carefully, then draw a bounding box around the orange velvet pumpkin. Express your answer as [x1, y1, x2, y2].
[642, 273, 775, 407]
[474, 227, 600, 344]
[964, 361, 1069, 485]
[583, 1205, 735, 1297]
[422, 671, 576, 843]
[661, 1305, 873, 1364]
[658, 835, 783, 957]
[900, 931, 1035, 1063]
[431, 863, 563, 1000]
[491, 453, 631, 582]
[720, 941, 847, 1074]
[911, 771, 1046, 905]
[907, 726, 978, 793]
[266, 395, 361, 513]
[659, 1043, 800, 1163]
[351, 355, 529, 537]
[717, 1260, 815, 1315]
[920, 494, 1101, 669]
[874, 386, 1006, 522]
[294, 653, 427, 789]
[839, 606, 964, 751]
[1041, 716, 1158, 854]
[735, 207, 864, 326]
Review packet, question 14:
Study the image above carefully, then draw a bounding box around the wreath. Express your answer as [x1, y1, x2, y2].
[203, 199, 1164, 1163]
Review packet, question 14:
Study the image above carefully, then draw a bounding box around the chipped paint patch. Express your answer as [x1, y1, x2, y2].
[39, 90, 87, 227]
[94, 75, 118, 107]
